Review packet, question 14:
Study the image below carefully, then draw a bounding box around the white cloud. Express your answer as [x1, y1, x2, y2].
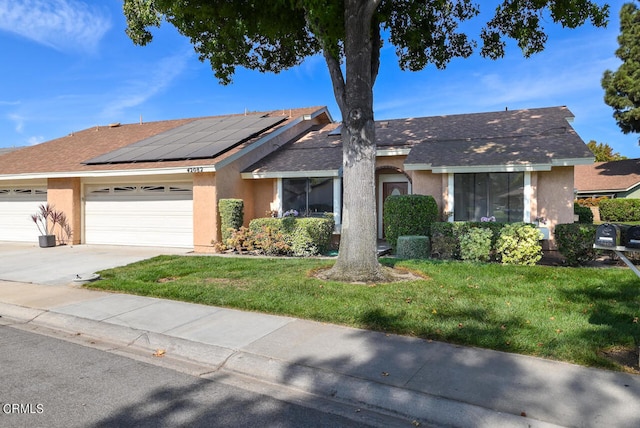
[8, 113, 25, 132]
[0, 0, 111, 53]
[27, 136, 45, 146]
[100, 50, 193, 120]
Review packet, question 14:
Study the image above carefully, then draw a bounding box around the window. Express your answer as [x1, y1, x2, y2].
[454, 172, 524, 222]
[283, 177, 334, 217]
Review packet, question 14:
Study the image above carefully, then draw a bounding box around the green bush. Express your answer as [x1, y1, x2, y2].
[430, 222, 458, 259]
[383, 194, 438, 250]
[460, 227, 493, 262]
[396, 235, 431, 259]
[430, 222, 504, 260]
[219, 199, 244, 244]
[554, 223, 598, 266]
[599, 199, 640, 222]
[574, 202, 594, 224]
[249, 216, 334, 256]
[496, 223, 543, 266]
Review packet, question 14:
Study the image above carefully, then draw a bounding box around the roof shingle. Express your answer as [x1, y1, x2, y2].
[245, 106, 593, 174]
[575, 158, 640, 193]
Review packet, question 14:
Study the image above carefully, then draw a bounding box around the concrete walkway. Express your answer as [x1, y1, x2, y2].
[1, 279, 638, 427]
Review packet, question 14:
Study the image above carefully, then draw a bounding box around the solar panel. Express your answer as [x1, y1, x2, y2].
[84, 115, 286, 164]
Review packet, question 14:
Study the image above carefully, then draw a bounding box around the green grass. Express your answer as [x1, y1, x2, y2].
[90, 255, 640, 371]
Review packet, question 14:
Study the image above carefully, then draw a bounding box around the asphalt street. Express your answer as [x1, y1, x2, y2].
[0, 326, 406, 428]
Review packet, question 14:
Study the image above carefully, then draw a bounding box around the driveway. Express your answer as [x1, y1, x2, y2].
[0, 242, 190, 286]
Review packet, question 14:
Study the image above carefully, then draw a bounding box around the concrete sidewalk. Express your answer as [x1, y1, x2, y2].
[1, 280, 638, 428]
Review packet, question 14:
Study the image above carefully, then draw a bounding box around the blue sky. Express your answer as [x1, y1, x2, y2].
[1, 0, 638, 158]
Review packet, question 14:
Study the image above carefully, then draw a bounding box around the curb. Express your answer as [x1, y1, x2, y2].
[1, 302, 562, 428]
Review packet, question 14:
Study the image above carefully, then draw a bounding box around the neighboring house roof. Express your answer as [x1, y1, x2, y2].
[575, 158, 640, 194]
[0, 107, 328, 179]
[0, 147, 25, 156]
[243, 106, 593, 177]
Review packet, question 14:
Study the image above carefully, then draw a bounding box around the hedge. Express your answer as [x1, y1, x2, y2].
[430, 222, 542, 265]
[430, 222, 503, 260]
[554, 223, 598, 266]
[396, 235, 431, 259]
[574, 202, 594, 224]
[249, 216, 334, 256]
[383, 194, 438, 250]
[599, 199, 640, 222]
[219, 199, 244, 243]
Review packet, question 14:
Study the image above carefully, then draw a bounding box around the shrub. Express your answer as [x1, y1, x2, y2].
[495, 223, 543, 266]
[554, 223, 598, 266]
[252, 226, 292, 256]
[396, 235, 431, 259]
[574, 202, 594, 224]
[249, 216, 334, 256]
[219, 199, 244, 244]
[430, 222, 458, 259]
[431, 222, 504, 260]
[460, 227, 493, 262]
[226, 226, 257, 253]
[599, 199, 640, 222]
[383, 194, 438, 250]
[577, 196, 608, 207]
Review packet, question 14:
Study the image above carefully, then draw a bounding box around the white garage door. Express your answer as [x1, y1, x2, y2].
[0, 188, 48, 242]
[85, 184, 193, 248]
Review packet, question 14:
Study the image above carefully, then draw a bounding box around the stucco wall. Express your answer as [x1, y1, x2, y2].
[376, 156, 406, 171]
[47, 177, 81, 244]
[535, 166, 575, 249]
[192, 115, 329, 251]
[411, 170, 444, 214]
[249, 179, 277, 221]
[193, 172, 217, 253]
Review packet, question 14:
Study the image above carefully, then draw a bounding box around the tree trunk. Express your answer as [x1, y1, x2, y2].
[324, 0, 385, 282]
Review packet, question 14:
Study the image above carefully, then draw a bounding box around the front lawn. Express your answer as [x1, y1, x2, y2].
[89, 256, 640, 371]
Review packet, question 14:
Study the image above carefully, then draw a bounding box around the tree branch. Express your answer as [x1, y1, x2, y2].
[323, 48, 347, 116]
[371, 17, 381, 87]
[364, 0, 382, 19]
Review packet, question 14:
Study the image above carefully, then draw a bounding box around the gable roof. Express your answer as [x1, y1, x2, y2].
[575, 158, 640, 194]
[243, 106, 593, 177]
[244, 123, 343, 177]
[0, 107, 329, 180]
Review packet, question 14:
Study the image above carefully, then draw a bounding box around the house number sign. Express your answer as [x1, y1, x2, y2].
[187, 167, 204, 173]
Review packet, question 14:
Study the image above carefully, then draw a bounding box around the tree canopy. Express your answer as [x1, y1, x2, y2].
[602, 1, 640, 142]
[586, 140, 627, 161]
[124, 0, 609, 282]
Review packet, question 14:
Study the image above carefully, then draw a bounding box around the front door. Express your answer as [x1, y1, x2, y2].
[378, 174, 410, 238]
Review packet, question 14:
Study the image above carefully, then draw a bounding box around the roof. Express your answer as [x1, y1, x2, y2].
[244, 106, 593, 176]
[575, 158, 640, 193]
[0, 147, 25, 156]
[244, 124, 343, 176]
[0, 107, 328, 179]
